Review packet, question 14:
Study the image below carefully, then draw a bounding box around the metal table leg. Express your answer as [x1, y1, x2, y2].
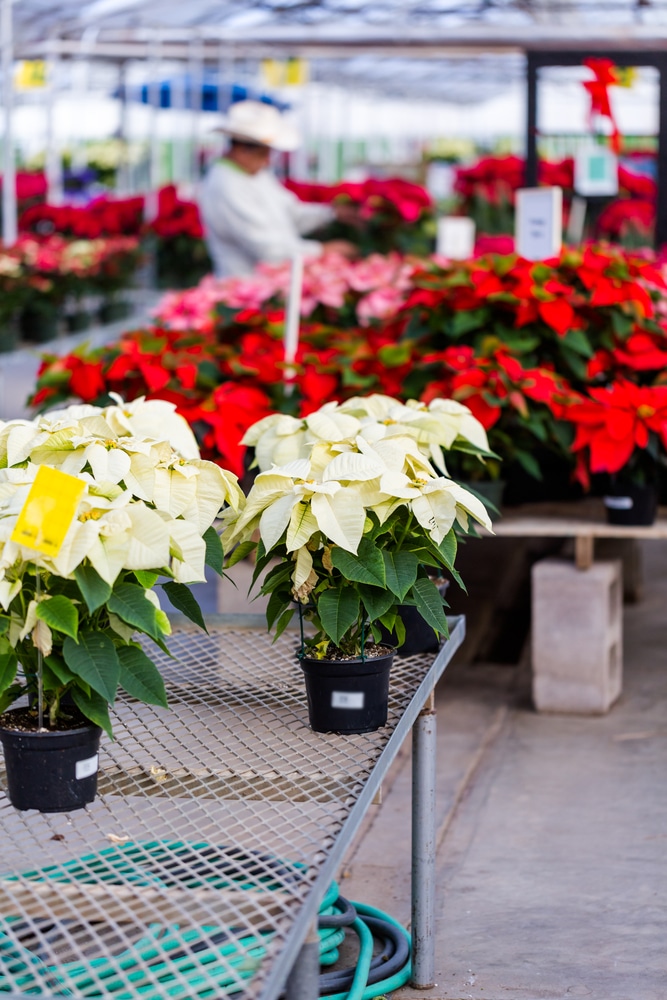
[285, 922, 320, 1000]
[411, 690, 437, 989]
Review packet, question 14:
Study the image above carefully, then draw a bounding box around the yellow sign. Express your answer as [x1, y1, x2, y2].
[261, 58, 309, 88]
[11, 466, 85, 557]
[15, 60, 47, 90]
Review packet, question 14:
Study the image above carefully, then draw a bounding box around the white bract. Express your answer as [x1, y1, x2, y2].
[0, 397, 243, 599]
[224, 424, 492, 598]
[244, 394, 490, 474]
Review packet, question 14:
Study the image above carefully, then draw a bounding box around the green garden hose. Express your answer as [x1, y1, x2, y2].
[0, 841, 412, 999]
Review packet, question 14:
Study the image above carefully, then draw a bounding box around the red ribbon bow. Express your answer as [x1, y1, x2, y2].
[583, 58, 621, 154]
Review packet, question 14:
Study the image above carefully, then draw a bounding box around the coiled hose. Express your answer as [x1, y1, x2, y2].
[317, 881, 412, 998]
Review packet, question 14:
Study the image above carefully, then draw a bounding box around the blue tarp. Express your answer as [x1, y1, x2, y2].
[119, 76, 289, 113]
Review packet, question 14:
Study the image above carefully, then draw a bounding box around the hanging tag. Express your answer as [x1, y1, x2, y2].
[10, 466, 85, 558]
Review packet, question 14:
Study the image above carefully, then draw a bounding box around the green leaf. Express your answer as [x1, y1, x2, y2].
[610, 310, 633, 339]
[203, 525, 224, 577]
[117, 644, 168, 708]
[0, 642, 18, 698]
[409, 578, 449, 638]
[134, 571, 159, 589]
[318, 588, 360, 647]
[514, 450, 543, 481]
[382, 551, 419, 600]
[0, 683, 23, 714]
[379, 608, 406, 647]
[225, 540, 256, 569]
[361, 586, 396, 623]
[108, 583, 160, 640]
[36, 595, 79, 641]
[273, 607, 295, 641]
[63, 631, 121, 705]
[266, 590, 291, 630]
[259, 562, 293, 595]
[75, 565, 112, 614]
[162, 582, 207, 632]
[558, 345, 589, 381]
[71, 686, 113, 739]
[44, 653, 77, 686]
[450, 307, 488, 338]
[562, 327, 593, 358]
[330, 539, 386, 588]
[438, 529, 458, 571]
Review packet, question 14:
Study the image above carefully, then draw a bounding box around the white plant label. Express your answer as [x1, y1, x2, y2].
[331, 691, 364, 710]
[76, 754, 99, 780]
[604, 496, 634, 510]
[515, 186, 563, 261]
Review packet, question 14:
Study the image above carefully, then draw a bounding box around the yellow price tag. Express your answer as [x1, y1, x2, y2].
[261, 57, 308, 88]
[11, 466, 85, 558]
[15, 60, 47, 90]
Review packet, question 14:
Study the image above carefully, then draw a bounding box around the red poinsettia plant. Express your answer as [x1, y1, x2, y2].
[285, 176, 435, 255]
[564, 379, 667, 490]
[29, 242, 667, 501]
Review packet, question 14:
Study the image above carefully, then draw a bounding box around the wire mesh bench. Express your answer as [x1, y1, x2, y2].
[0, 614, 465, 999]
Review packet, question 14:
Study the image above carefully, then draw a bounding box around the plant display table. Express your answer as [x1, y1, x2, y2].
[491, 499, 667, 570]
[0, 615, 465, 1000]
[487, 501, 667, 713]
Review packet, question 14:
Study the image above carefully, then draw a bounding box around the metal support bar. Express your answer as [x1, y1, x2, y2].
[1, 0, 17, 246]
[45, 37, 62, 204]
[284, 921, 320, 1000]
[189, 33, 204, 184]
[144, 33, 162, 221]
[411, 689, 437, 990]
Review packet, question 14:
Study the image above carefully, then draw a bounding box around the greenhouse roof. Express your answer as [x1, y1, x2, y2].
[15, 0, 667, 51]
[12, 1, 667, 107]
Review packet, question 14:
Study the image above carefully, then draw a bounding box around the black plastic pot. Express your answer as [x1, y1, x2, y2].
[20, 302, 60, 343]
[378, 581, 450, 657]
[65, 310, 92, 332]
[300, 649, 394, 734]
[0, 712, 102, 812]
[603, 483, 658, 526]
[0, 314, 19, 353]
[98, 299, 132, 324]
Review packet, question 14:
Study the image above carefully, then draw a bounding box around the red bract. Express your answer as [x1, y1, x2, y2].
[285, 176, 432, 223]
[567, 380, 667, 483]
[67, 360, 107, 402]
[597, 198, 654, 241]
[201, 383, 274, 478]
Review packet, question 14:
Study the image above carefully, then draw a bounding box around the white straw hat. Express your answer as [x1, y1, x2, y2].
[215, 100, 300, 152]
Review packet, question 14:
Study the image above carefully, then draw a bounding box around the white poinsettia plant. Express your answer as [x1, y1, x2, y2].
[223, 394, 494, 659]
[0, 396, 243, 734]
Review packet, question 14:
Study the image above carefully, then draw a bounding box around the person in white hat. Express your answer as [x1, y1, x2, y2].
[198, 100, 357, 278]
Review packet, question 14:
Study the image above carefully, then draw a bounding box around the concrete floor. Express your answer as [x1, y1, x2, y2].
[339, 538, 667, 1000]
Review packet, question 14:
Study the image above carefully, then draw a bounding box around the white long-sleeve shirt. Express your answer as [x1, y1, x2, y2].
[198, 160, 335, 278]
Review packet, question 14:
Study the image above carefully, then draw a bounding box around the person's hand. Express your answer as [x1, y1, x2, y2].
[322, 239, 359, 259]
[334, 202, 363, 227]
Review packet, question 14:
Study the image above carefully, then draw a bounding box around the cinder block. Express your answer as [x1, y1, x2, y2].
[531, 558, 622, 714]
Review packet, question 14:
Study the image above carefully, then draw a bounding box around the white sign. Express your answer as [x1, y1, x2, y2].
[331, 691, 364, 710]
[436, 216, 476, 259]
[574, 144, 618, 197]
[426, 162, 455, 200]
[515, 186, 563, 261]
